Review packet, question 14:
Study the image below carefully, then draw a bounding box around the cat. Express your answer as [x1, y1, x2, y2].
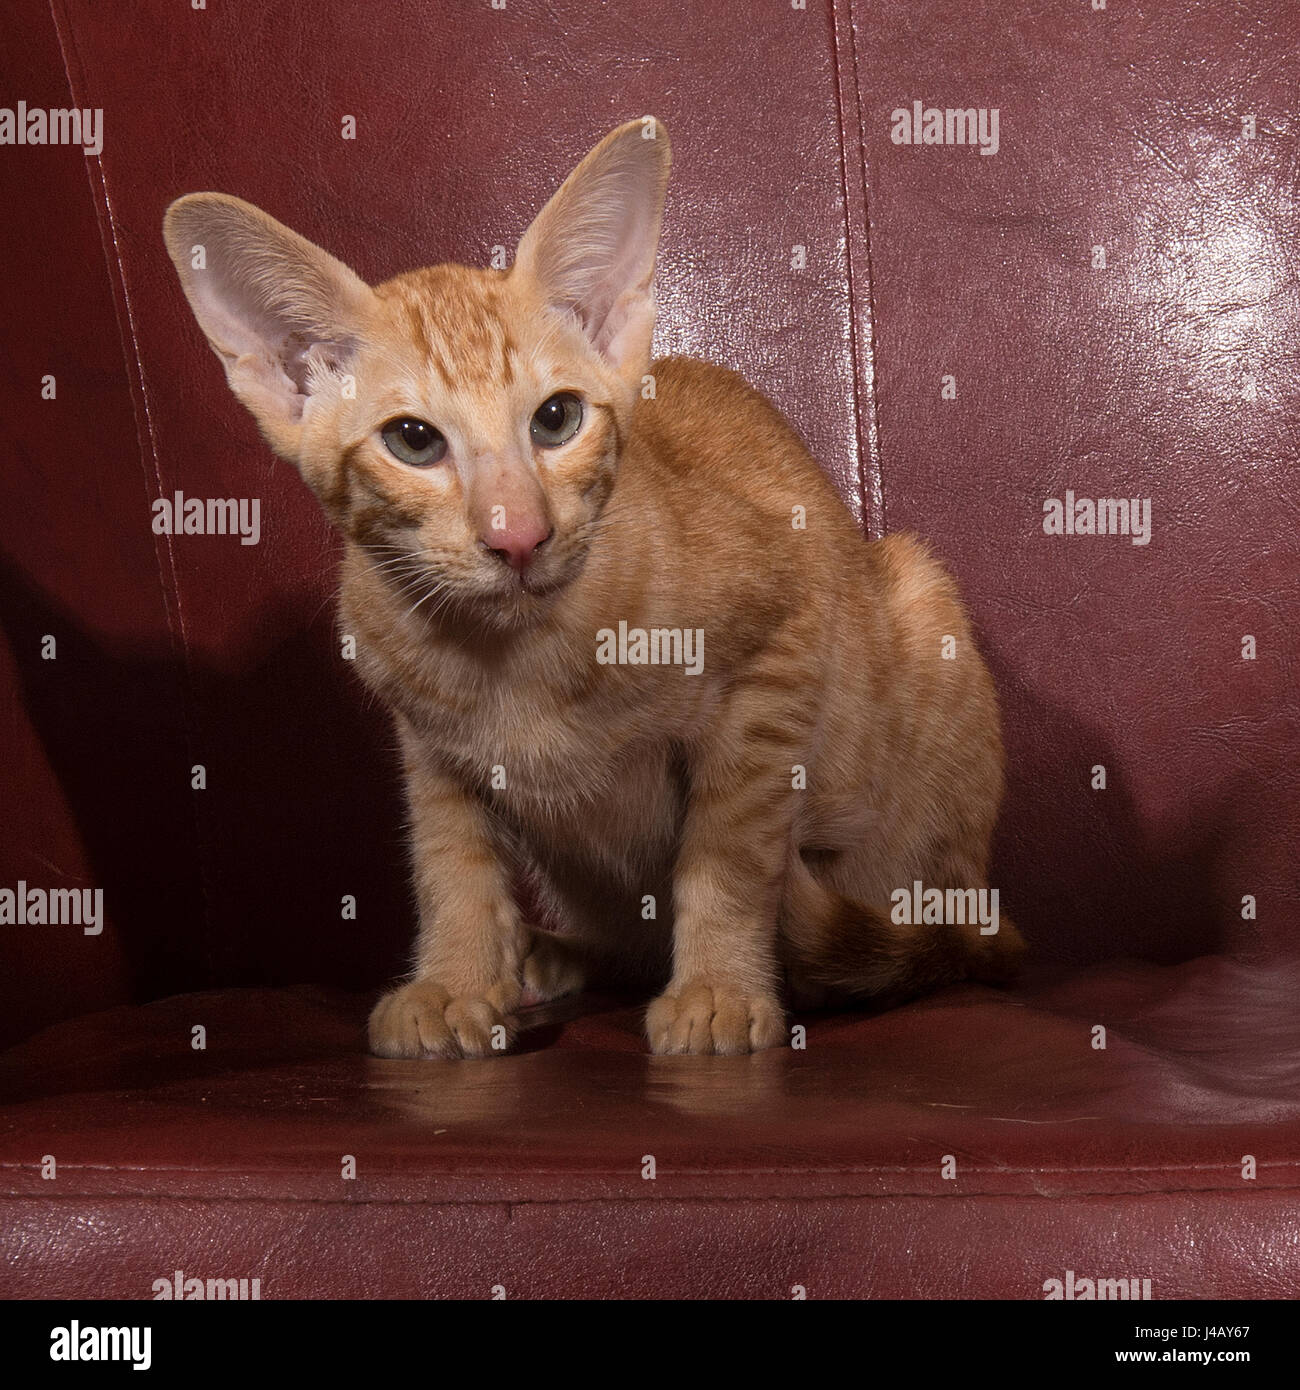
[162, 117, 1024, 1059]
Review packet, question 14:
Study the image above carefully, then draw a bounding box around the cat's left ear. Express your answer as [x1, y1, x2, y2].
[513, 117, 671, 386]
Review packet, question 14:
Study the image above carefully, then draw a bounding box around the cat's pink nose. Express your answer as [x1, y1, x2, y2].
[482, 520, 553, 573]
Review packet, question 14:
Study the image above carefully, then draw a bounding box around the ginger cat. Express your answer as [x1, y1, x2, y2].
[163, 118, 1023, 1058]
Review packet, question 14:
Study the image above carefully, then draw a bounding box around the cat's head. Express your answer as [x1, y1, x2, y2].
[162, 118, 671, 626]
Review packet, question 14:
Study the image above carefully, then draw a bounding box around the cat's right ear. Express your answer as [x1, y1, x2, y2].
[513, 117, 671, 389]
[162, 194, 375, 460]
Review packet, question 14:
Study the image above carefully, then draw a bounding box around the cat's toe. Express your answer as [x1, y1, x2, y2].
[368, 980, 516, 1060]
[645, 981, 786, 1056]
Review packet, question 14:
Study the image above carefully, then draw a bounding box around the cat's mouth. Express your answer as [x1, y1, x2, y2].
[474, 569, 572, 619]
[419, 558, 581, 630]
[514, 569, 570, 600]
[457, 575, 569, 632]
[493, 538, 590, 605]
[365, 538, 583, 627]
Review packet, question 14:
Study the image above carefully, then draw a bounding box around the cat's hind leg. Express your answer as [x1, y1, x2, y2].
[780, 857, 1025, 1007]
[520, 929, 590, 1005]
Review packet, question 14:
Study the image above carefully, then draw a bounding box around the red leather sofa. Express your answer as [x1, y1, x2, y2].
[2, 0, 1298, 1298]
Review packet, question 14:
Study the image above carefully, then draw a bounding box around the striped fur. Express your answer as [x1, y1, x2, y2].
[163, 120, 1022, 1059]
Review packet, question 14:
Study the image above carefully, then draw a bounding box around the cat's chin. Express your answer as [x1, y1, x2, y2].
[492, 551, 589, 610]
[459, 573, 572, 631]
[517, 571, 573, 602]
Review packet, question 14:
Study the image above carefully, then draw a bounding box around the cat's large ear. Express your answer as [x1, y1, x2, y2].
[513, 117, 671, 385]
[162, 194, 375, 459]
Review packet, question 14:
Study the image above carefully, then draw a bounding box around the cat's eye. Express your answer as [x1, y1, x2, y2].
[381, 417, 447, 467]
[530, 392, 583, 448]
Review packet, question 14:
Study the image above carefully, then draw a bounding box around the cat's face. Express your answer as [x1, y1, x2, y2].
[164, 119, 670, 628]
[296, 263, 628, 625]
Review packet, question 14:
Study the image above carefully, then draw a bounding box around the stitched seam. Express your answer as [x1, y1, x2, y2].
[2, 1158, 1293, 1179]
[826, 0, 867, 529]
[828, 0, 886, 538]
[1, 1186, 1294, 1208]
[46, 0, 217, 974]
[843, 0, 886, 536]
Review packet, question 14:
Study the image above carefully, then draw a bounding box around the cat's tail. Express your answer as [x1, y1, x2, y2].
[780, 859, 1026, 1006]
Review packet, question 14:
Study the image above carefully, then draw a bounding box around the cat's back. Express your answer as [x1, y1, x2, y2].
[628, 357, 856, 530]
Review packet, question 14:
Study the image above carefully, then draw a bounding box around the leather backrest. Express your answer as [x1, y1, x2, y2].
[1, 0, 1294, 1045]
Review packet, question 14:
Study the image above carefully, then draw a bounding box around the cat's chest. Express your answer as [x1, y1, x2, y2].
[394, 651, 660, 803]
[418, 675, 682, 868]
[443, 688, 616, 792]
[353, 606, 693, 865]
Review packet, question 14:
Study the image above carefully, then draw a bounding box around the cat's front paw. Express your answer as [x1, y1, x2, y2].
[368, 979, 518, 1060]
[645, 981, 786, 1056]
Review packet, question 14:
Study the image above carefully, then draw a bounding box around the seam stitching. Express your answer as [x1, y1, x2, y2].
[829, 0, 886, 538]
[46, 0, 217, 974]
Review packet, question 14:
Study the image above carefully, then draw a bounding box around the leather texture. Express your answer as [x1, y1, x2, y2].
[1, 0, 1297, 1298]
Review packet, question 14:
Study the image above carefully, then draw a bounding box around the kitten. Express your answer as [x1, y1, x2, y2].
[163, 117, 1023, 1058]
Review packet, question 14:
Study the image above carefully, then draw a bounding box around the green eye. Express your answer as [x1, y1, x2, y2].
[530, 392, 583, 448]
[381, 417, 446, 466]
